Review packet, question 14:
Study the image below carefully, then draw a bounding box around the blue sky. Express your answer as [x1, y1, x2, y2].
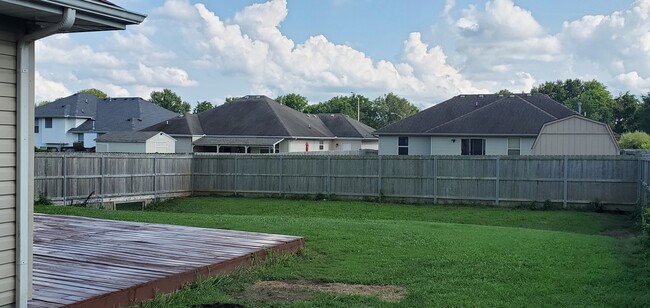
[35, 0, 648, 108]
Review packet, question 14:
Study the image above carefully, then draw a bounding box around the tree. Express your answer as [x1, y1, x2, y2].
[496, 89, 513, 95]
[37, 100, 51, 106]
[276, 93, 308, 112]
[193, 101, 214, 114]
[634, 93, 650, 134]
[611, 92, 640, 134]
[149, 89, 190, 113]
[372, 93, 419, 129]
[531, 79, 615, 125]
[304, 94, 373, 126]
[619, 131, 650, 149]
[78, 88, 108, 98]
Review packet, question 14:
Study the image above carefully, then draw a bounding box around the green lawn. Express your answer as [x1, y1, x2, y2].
[36, 197, 650, 307]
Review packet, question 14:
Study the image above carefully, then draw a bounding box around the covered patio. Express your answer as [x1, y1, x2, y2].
[29, 214, 304, 308]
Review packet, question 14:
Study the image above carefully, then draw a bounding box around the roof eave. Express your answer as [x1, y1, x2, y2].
[1, 0, 146, 31]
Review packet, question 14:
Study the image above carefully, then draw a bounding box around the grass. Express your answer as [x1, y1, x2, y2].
[36, 197, 650, 307]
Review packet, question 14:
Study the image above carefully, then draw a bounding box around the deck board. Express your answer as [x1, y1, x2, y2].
[29, 214, 304, 308]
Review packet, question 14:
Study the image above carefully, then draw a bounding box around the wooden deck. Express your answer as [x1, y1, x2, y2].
[29, 214, 304, 308]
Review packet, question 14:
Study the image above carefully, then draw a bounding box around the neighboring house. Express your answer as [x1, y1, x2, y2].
[35, 94, 178, 150]
[374, 93, 619, 156]
[142, 95, 378, 153]
[96, 131, 176, 153]
[0, 1, 144, 307]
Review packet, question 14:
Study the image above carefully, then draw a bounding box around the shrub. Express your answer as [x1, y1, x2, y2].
[619, 131, 650, 149]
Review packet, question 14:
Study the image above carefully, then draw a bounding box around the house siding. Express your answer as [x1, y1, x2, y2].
[144, 134, 175, 153]
[175, 137, 193, 153]
[0, 28, 17, 308]
[532, 117, 619, 155]
[378, 136, 397, 155]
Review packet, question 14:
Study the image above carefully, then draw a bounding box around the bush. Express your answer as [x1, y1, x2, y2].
[619, 131, 650, 149]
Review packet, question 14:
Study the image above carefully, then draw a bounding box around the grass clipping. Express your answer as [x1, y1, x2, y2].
[245, 280, 407, 303]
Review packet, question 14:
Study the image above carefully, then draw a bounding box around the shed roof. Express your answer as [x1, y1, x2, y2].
[375, 93, 577, 136]
[95, 131, 172, 143]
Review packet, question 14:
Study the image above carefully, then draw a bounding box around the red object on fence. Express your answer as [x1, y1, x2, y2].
[305, 142, 309, 152]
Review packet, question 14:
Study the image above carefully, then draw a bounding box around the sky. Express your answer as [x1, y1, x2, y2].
[35, 0, 650, 109]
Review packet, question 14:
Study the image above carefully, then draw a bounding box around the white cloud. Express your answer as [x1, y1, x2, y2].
[35, 71, 71, 102]
[172, 0, 484, 106]
[559, 0, 650, 93]
[36, 35, 123, 67]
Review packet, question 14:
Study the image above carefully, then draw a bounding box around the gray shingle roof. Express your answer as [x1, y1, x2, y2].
[35, 93, 99, 118]
[95, 131, 165, 143]
[374, 93, 577, 136]
[193, 137, 283, 146]
[66, 97, 178, 133]
[142, 95, 377, 140]
[316, 114, 376, 139]
[141, 113, 204, 135]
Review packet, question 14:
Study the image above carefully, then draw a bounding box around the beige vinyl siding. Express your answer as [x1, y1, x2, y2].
[532, 116, 619, 155]
[0, 28, 16, 307]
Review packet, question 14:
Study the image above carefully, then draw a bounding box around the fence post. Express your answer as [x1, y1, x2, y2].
[62, 153, 67, 206]
[153, 156, 157, 199]
[190, 154, 195, 196]
[278, 156, 283, 197]
[234, 156, 238, 196]
[495, 157, 500, 206]
[100, 154, 104, 205]
[638, 155, 642, 205]
[327, 156, 331, 197]
[433, 156, 438, 204]
[563, 156, 569, 209]
[378, 156, 382, 200]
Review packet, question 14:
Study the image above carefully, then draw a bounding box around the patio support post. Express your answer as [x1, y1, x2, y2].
[16, 8, 76, 307]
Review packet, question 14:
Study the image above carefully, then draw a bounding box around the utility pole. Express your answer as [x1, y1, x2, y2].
[351, 92, 360, 121]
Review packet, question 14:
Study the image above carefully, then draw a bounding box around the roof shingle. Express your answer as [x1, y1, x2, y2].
[375, 93, 577, 136]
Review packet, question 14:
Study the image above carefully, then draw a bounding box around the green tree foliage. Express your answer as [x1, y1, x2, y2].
[303, 93, 418, 129]
[37, 101, 51, 106]
[276, 93, 308, 112]
[531, 79, 615, 125]
[304, 94, 373, 125]
[634, 93, 650, 134]
[78, 88, 108, 98]
[612, 92, 640, 134]
[619, 131, 650, 149]
[193, 101, 214, 114]
[372, 93, 419, 129]
[149, 89, 190, 113]
[496, 89, 513, 95]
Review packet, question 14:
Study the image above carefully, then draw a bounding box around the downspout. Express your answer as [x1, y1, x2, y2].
[16, 8, 76, 307]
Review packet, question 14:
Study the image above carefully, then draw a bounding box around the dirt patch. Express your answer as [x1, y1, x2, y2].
[242, 280, 407, 303]
[601, 229, 636, 238]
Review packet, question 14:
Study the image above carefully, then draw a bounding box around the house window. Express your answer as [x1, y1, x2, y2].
[398, 137, 409, 155]
[319, 140, 324, 150]
[45, 118, 52, 128]
[461, 138, 486, 155]
[77, 134, 84, 142]
[508, 138, 520, 155]
[35, 125, 39, 133]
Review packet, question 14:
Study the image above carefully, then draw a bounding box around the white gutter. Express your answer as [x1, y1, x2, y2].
[16, 8, 76, 307]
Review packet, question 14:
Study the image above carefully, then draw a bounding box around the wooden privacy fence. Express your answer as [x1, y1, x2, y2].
[36, 153, 640, 209]
[194, 154, 638, 208]
[34, 153, 193, 205]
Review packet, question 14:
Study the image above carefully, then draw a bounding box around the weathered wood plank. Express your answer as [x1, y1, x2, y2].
[29, 214, 304, 308]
